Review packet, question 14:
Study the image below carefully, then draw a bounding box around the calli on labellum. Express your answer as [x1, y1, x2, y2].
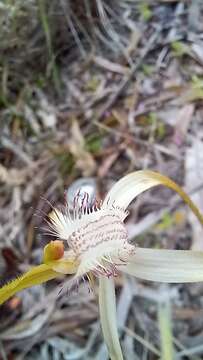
[1, 170, 203, 360]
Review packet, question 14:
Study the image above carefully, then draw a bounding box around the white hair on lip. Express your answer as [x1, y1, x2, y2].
[48, 195, 136, 279]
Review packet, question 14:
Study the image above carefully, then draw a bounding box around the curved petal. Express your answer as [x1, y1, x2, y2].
[103, 170, 203, 225]
[120, 248, 203, 282]
[0, 264, 59, 305]
[99, 276, 123, 360]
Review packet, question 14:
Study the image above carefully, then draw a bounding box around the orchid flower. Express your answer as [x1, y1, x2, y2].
[1, 170, 203, 360]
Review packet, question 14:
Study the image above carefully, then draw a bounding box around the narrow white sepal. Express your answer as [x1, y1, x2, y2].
[103, 170, 161, 210]
[98, 276, 123, 360]
[103, 171, 203, 229]
[120, 248, 203, 282]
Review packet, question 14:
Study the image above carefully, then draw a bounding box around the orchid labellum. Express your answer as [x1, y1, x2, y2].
[1, 170, 203, 360]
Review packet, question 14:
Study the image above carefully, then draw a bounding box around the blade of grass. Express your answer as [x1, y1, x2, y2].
[38, 0, 60, 93]
[158, 299, 174, 360]
[173, 337, 201, 360]
[176, 345, 203, 358]
[124, 327, 160, 357]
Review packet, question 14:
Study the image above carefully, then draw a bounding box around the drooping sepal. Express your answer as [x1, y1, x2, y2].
[0, 264, 59, 305]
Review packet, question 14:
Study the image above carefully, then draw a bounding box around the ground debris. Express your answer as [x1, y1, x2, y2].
[1, 1, 203, 359]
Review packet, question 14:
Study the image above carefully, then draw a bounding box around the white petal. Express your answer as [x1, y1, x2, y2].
[103, 171, 203, 226]
[103, 170, 160, 209]
[99, 277, 123, 360]
[120, 248, 203, 282]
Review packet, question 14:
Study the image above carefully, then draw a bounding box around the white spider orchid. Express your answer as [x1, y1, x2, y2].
[1, 170, 203, 360]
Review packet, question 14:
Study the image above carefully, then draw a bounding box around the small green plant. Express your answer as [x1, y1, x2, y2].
[142, 63, 154, 76]
[191, 75, 203, 90]
[54, 151, 75, 177]
[85, 133, 102, 154]
[147, 112, 166, 141]
[171, 41, 189, 57]
[139, 3, 152, 21]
